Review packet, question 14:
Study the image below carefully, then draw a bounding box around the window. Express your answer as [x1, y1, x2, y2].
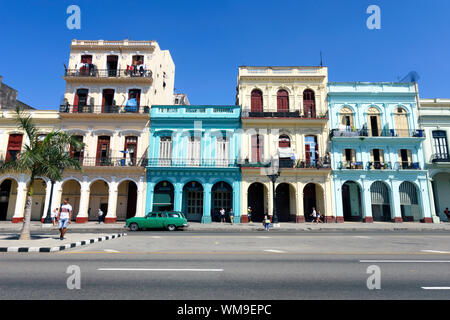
[216, 135, 229, 166]
[102, 89, 115, 112]
[371, 149, 385, 169]
[106, 55, 118, 76]
[279, 135, 291, 148]
[5, 134, 23, 162]
[159, 136, 172, 166]
[393, 107, 409, 137]
[187, 135, 201, 166]
[339, 107, 353, 130]
[305, 136, 318, 165]
[70, 136, 84, 161]
[124, 136, 138, 165]
[277, 90, 289, 112]
[367, 107, 381, 136]
[168, 213, 180, 218]
[96, 136, 111, 166]
[73, 89, 89, 112]
[251, 134, 263, 163]
[432, 130, 449, 159]
[250, 89, 263, 112]
[303, 89, 316, 118]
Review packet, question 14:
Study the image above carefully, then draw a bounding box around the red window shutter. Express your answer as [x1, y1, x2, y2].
[303, 90, 316, 117]
[73, 92, 79, 113]
[251, 90, 263, 112]
[6, 134, 23, 161]
[305, 144, 311, 163]
[277, 90, 289, 112]
[96, 136, 110, 165]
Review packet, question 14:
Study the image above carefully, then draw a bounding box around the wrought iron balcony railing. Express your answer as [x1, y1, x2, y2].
[431, 153, 450, 163]
[72, 157, 146, 167]
[64, 68, 153, 79]
[59, 104, 149, 114]
[242, 109, 328, 119]
[338, 161, 364, 170]
[330, 128, 425, 138]
[146, 158, 238, 167]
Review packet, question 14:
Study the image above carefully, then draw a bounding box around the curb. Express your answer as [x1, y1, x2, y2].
[0, 233, 127, 253]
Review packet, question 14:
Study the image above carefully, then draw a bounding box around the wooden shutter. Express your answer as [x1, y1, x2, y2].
[5, 134, 23, 162]
[251, 90, 263, 112]
[277, 90, 289, 112]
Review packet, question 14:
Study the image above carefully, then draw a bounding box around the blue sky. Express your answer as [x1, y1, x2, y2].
[1, 0, 449, 109]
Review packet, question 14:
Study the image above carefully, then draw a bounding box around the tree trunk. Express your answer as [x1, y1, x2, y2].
[19, 181, 34, 240]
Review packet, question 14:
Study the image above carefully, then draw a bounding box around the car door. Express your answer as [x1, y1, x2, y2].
[144, 213, 159, 229]
[157, 212, 168, 228]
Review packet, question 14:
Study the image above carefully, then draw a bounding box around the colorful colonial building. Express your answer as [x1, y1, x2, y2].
[145, 105, 241, 223]
[328, 82, 435, 223]
[236, 66, 333, 223]
[419, 98, 450, 222]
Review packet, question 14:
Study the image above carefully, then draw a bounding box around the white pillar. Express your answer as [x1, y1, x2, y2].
[12, 178, 27, 223]
[51, 181, 63, 214]
[41, 180, 52, 221]
[136, 177, 145, 217]
[106, 178, 118, 223]
[77, 177, 90, 223]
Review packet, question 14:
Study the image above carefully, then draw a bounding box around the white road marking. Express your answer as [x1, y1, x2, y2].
[257, 236, 272, 239]
[104, 249, 120, 253]
[421, 250, 450, 254]
[353, 236, 371, 239]
[264, 249, 286, 253]
[422, 287, 450, 290]
[97, 268, 223, 272]
[360, 260, 450, 263]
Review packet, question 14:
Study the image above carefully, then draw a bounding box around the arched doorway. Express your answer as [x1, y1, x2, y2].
[277, 89, 289, 112]
[117, 180, 138, 220]
[399, 182, 421, 222]
[88, 180, 109, 221]
[275, 183, 294, 222]
[0, 179, 18, 221]
[61, 180, 81, 221]
[183, 181, 204, 222]
[247, 182, 267, 222]
[212, 182, 232, 222]
[342, 181, 363, 221]
[153, 181, 175, 212]
[31, 178, 46, 221]
[370, 181, 391, 221]
[303, 183, 325, 221]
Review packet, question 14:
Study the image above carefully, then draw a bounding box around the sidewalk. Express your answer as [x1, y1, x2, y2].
[0, 221, 449, 233]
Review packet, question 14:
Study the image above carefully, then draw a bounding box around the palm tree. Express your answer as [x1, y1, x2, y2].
[0, 108, 83, 240]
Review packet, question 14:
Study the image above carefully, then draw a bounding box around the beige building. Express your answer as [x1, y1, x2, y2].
[0, 39, 176, 223]
[419, 98, 450, 222]
[236, 66, 333, 223]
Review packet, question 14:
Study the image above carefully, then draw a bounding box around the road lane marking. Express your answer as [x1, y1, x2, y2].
[58, 251, 450, 255]
[421, 250, 450, 254]
[104, 249, 120, 253]
[422, 287, 450, 290]
[353, 236, 371, 239]
[360, 260, 450, 263]
[97, 268, 224, 272]
[150, 236, 162, 239]
[264, 249, 286, 253]
[257, 236, 272, 239]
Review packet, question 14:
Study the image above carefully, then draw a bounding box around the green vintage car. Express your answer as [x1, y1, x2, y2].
[126, 211, 189, 231]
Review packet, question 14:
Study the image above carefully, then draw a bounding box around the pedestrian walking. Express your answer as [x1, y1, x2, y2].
[264, 213, 271, 231]
[220, 208, 226, 223]
[98, 208, 104, 224]
[247, 206, 252, 223]
[57, 198, 72, 240]
[316, 209, 323, 224]
[310, 207, 317, 223]
[229, 208, 234, 225]
[445, 208, 450, 219]
[51, 207, 58, 226]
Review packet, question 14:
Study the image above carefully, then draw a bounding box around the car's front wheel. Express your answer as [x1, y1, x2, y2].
[167, 224, 176, 231]
[129, 223, 139, 231]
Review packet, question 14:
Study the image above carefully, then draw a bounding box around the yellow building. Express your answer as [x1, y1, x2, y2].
[236, 66, 334, 223]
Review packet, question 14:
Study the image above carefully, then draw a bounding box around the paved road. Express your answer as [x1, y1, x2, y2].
[1, 231, 450, 300]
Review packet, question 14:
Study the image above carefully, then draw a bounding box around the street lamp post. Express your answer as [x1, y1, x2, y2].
[267, 166, 280, 224]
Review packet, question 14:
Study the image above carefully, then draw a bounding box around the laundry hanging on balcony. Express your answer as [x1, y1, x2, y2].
[125, 98, 138, 112]
[278, 147, 295, 159]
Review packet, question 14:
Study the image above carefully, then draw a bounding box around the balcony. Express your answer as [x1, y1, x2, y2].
[337, 161, 422, 170]
[63, 68, 153, 82]
[431, 153, 450, 163]
[242, 109, 328, 119]
[146, 158, 238, 168]
[59, 104, 149, 114]
[151, 105, 240, 120]
[72, 157, 147, 167]
[338, 161, 364, 170]
[330, 128, 425, 138]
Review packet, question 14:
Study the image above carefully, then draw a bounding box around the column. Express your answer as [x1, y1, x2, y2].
[12, 178, 27, 223]
[201, 182, 212, 223]
[268, 181, 273, 217]
[145, 180, 155, 216]
[174, 182, 183, 212]
[76, 177, 90, 223]
[362, 179, 373, 223]
[232, 179, 241, 224]
[41, 180, 52, 222]
[295, 181, 304, 223]
[334, 179, 344, 223]
[324, 178, 335, 223]
[419, 178, 433, 223]
[426, 177, 440, 223]
[241, 181, 248, 223]
[136, 176, 145, 217]
[105, 178, 118, 223]
[390, 180, 402, 223]
[51, 181, 63, 216]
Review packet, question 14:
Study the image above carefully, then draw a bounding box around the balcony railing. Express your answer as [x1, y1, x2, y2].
[72, 157, 147, 167]
[64, 68, 153, 79]
[242, 109, 328, 119]
[146, 158, 238, 168]
[330, 128, 425, 138]
[60, 104, 149, 114]
[431, 153, 450, 163]
[337, 161, 422, 170]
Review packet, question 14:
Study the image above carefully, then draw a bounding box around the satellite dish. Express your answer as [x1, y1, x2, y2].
[400, 71, 420, 83]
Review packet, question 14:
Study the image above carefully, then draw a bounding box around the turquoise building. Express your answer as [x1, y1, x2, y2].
[145, 105, 241, 223]
[328, 82, 433, 223]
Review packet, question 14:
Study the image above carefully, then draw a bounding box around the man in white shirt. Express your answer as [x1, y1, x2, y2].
[98, 208, 103, 224]
[57, 198, 72, 240]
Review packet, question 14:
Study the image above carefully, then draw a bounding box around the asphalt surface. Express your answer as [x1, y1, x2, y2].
[1, 231, 450, 300]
